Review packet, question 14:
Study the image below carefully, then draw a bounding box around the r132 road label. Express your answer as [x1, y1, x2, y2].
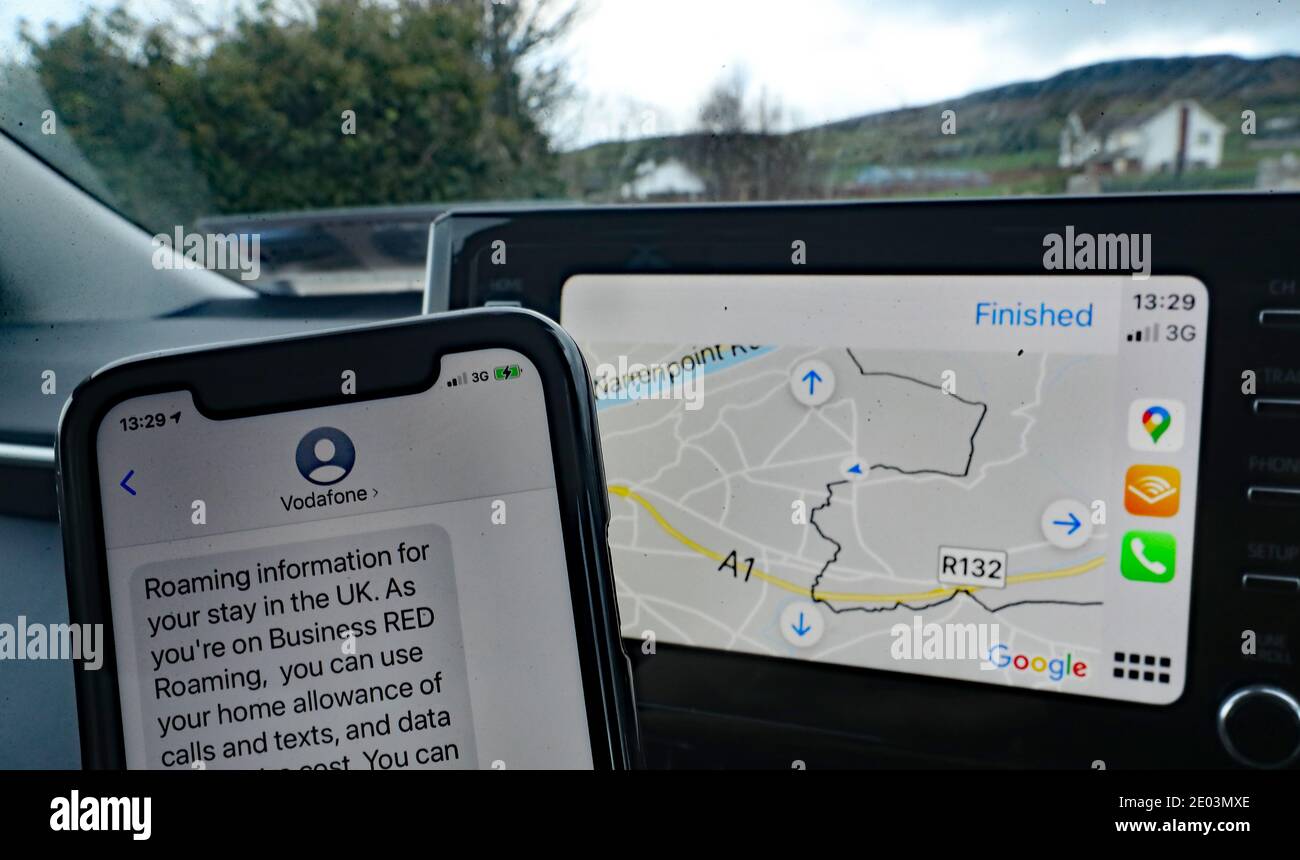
[938, 546, 1008, 589]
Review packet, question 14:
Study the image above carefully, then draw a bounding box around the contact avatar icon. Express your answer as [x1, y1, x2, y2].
[296, 427, 355, 485]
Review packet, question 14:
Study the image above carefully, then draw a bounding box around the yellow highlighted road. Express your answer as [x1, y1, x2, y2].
[608, 484, 1104, 604]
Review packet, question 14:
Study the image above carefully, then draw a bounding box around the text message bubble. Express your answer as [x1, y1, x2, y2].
[127, 524, 476, 770]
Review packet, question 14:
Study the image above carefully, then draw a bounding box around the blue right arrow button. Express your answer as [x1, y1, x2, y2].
[1040, 499, 1092, 549]
[1052, 511, 1082, 535]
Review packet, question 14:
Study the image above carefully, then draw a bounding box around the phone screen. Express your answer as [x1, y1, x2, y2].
[561, 274, 1208, 705]
[93, 347, 594, 769]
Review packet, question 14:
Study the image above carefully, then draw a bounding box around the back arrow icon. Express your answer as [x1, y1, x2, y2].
[120, 470, 136, 496]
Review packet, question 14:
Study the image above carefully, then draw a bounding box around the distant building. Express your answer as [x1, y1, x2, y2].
[620, 159, 706, 201]
[1059, 99, 1226, 174]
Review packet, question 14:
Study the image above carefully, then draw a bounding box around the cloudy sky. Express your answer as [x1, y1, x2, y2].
[5, 0, 1299, 146]
[559, 0, 1300, 144]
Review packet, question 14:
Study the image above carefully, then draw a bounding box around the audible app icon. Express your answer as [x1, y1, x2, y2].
[1125, 464, 1181, 517]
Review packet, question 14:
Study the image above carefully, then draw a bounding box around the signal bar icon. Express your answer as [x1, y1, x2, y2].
[445, 371, 469, 388]
[1125, 323, 1159, 343]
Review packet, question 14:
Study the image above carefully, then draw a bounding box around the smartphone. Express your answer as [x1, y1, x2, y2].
[57, 308, 636, 770]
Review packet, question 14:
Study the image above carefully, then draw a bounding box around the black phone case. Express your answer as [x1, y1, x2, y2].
[56, 307, 638, 769]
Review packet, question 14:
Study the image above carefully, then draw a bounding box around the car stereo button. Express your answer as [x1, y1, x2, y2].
[1258, 309, 1300, 329]
[1218, 685, 1300, 768]
[1241, 573, 1300, 593]
[1253, 398, 1300, 418]
[1246, 485, 1300, 507]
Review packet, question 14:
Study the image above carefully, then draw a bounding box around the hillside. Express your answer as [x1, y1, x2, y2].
[560, 54, 1300, 201]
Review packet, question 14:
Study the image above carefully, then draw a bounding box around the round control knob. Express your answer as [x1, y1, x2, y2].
[1217, 684, 1300, 768]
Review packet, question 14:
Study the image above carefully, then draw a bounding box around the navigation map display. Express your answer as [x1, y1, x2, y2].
[562, 275, 1208, 704]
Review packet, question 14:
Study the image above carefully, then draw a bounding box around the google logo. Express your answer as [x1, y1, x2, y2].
[986, 644, 1087, 682]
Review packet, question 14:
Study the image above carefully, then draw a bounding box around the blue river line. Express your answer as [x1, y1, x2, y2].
[595, 345, 776, 412]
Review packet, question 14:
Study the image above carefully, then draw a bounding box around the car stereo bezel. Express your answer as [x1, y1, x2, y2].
[426, 194, 1300, 768]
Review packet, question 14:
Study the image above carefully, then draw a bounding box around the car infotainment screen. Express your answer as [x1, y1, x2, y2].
[561, 274, 1208, 705]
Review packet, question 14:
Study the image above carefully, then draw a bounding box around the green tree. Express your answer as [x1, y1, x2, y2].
[16, 0, 572, 227]
[16, 7, 215, 228]
[685, 70, 811, 201]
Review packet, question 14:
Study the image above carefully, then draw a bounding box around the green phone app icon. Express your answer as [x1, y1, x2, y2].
[1120, 530, 1176, 583]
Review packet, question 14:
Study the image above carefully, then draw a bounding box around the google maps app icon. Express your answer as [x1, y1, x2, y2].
[1142, 406, 1171, 444]
[1128, 399, 1186, 452]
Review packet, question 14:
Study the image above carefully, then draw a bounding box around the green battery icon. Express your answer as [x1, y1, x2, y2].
[494, 364, 523, 380]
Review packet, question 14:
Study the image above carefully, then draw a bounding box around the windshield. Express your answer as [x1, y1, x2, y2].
[2, 0, 1299, 292]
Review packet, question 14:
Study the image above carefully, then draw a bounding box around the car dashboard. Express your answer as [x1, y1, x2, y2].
[1, 193, 1297, 770]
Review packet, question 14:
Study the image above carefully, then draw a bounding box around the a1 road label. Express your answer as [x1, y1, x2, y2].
[938, 546, 1008, 589]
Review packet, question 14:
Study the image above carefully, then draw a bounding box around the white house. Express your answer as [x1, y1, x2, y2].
[1059, 99, 1226, 174]
[620, 159, 706, 201]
